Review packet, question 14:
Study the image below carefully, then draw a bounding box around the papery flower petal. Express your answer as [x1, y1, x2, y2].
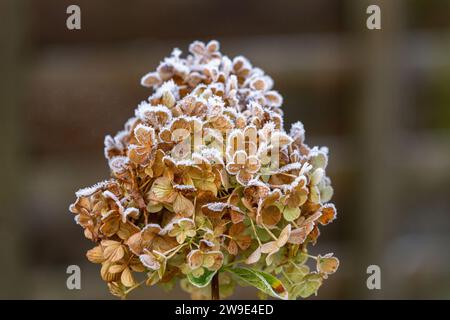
[245, 247, 261, 264]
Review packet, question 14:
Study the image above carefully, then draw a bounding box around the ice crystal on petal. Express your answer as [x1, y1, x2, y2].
[108, 156, 129, 175]
[75, 180, 117, 198]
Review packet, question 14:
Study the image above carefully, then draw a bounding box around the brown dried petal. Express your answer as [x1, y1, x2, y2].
[103, 242, 125, 263]
[287, 224, 313, 245]
[187, 250, 203, 269]
[227, 240, 238, 256]
[86, 245, 105, 264]
[261, 205, 281, 226]
[317, 254, 339, 275]
[141, 72, 161, 87]
[318, 204, 337, 226]
[121, 267, 135, 287]
[173, 194, 194, 217]
[203, 251, 224, 271]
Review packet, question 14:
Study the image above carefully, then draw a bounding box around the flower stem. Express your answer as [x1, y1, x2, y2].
[249, 217, 262, 246]
[225, 258, 246, 267]
[211, 272, 220, 300]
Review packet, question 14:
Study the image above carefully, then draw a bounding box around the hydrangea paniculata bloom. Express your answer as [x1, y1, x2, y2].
[70, 40, 339, 300]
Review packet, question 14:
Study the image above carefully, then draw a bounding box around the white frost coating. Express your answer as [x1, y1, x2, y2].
[310, 168, 325, 186]
[299, 162, 313, 176]
[290, 121, 305, 142]
[250, 67, 265, 79]
[142, 223, 164, 235]
[199, 239, 215, 248]
[190, 152, 208, 164]
[179, 217, 195, 224]
[246, 178, 270, 190]
[271, 131, 293, 146]
[104, 131, 128, 159]
[122, 207, 139, 223]
[104, 134, 122, 150]
[191, 151, 223, 166]
[166, 115, 202, 130]
[158, 51, 190, 79]
[75, 180, 115, 198]
[134, 123, 153, 135]
[139, 254, 160, 270]
[206, 95, 225, 110]
[233, 55, 252, 71]
[261, 121, 276, 133]
[227, 128, 243, 141]
[163, 155, 195, 167]
[173, 184, 197, 192]
[309, 146, 329, 169]
[223, 106, 239, 118]
[135, 103, 173, 127]
[221, 55, 232, 75]
[200, 148, 224, 165]
[264, 75, 274, 90]
[114, 129, 129, 145]
[164, 218, 195, 232]
[204, 202, 228, 212]
[127, 144, 140, 153]
[265, 90, 283, 107]
[171, 48, 182, 58]
[203, 202, 240, 212]
[133, 124, 156, 149]
[141, 71, 161, 88]
[277, 162, 304, 173]
[102, 190, 124, 212]
[151, 80, 180, 100]
[322, 203, 337, 223]
[135, 101, 152, 115]
[278, 174, 306, 193]
[124, 116, 137, 130]
[108, 156, 129, 174]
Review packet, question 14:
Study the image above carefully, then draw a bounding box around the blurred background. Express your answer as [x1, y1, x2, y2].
[1, 0, 450, 299]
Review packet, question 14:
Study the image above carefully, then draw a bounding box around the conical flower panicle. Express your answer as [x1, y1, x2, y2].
[70, 40, 339, 300]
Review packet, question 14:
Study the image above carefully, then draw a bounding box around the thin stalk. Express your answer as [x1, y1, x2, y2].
[211, 272, 220, 300]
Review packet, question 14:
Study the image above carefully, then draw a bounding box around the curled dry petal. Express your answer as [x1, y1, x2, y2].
[121, 267, 135, 287]
[201, 202, 244, 222]
[318, 204, 337, 226]
[187, 250, 204, 270]
[317, 254, 339, 275]
[86, 245, 105, 264]
[260, 224, 291, 265]
[128, 124, 156, 166]
[245, 246, 262, 264]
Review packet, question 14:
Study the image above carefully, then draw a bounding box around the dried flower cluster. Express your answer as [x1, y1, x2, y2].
[69, 40, 339, 300]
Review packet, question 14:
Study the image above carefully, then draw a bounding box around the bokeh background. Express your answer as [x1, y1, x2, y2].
[1, 0, 450, 299]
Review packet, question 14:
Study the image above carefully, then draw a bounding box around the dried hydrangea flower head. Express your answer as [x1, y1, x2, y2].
[70, 40, 339, 300]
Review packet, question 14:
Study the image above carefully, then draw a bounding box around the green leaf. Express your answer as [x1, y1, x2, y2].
[283, 206, 300, 221]
[292, 273, 323, 298]
[285, 264, 310, 283]
[294, 251, 309, 265]
[187, 269, 217, 288]
[226, 267, 288, 300]
[256, 227, 271, 242]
